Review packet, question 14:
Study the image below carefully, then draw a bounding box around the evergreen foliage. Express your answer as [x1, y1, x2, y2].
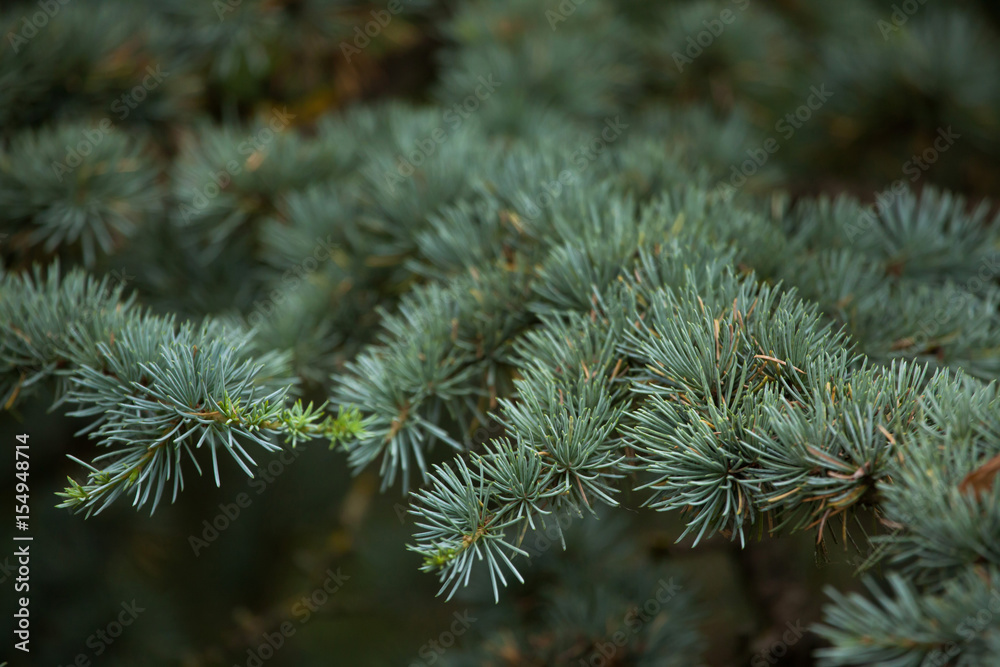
[3, 0, 1000, 663]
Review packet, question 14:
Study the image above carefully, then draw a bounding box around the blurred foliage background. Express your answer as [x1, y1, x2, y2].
[1, 0, 999, 665]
